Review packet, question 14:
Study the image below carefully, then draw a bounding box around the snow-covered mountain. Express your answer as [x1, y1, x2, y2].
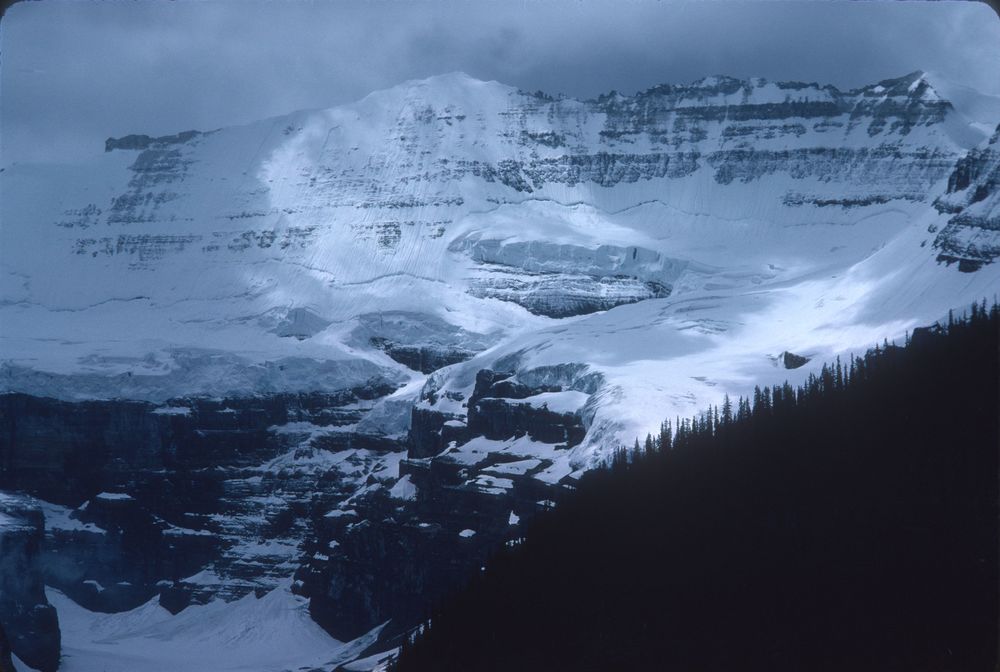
[2, 70, 999, 670]
[3, 70, 996, 438]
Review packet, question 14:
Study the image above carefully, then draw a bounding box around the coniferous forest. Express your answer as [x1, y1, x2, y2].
[392, 302, 999, 672]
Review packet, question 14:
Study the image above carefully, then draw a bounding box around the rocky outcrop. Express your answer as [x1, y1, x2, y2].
[351, 312, 498, 374]
[780, 351, 810, 369]
[408, 407, 468, 459]
[465, 370, 586, 446]
[0, 494, 60, 672]
[467, 396, 586, 445]
[467, 151, 702, 190]
[105, 130, 203, 153]
[707, 146, 952, 196]
[371, 341, 476, 374]
[933, 124, 1000, 270]
[589, 72, 950, 137]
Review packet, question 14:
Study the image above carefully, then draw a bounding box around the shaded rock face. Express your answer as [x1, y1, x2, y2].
[0, 389, 390, 503]
[350, 312, 498, 374]
[466, 370, 587, 446]
[408, 407, 468, 459]
[301, 507, 506, 640]
[706, 145, 954, 194]
[41, 492, 219, 614]
[934, 124, 1000, 269]
[371, 340, 475, 374]
[0, 384, 404, 614]
[296, 447, 565, 641]
[781, 351, 811, 369]
[298, 364, 596, 640]
[0, 353, 399, 406]
[0, 494, 60, 672]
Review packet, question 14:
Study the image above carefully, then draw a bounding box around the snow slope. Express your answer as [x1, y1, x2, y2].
[45, 581, 382, 672]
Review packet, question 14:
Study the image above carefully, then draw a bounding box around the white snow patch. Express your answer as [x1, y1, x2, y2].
[179, 569, 224, 586]
[47, 580, 385, 672]
[82, 580, 104, 593]
[388, 474, 418, 501]
[471, 475, 514, 494]
[516, 390, 590, 414]
[34, 500, 106, 535]
[324, 508, 358, 519]
[94, 492, 133, 502]
[151, 406, 191, 416]
[162, 525, 214, 538]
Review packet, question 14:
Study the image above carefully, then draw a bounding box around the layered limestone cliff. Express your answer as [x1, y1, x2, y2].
[934, 124, 1000, 270]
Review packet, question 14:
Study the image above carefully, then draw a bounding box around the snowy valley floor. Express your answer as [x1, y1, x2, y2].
[13, 583, 382, 672]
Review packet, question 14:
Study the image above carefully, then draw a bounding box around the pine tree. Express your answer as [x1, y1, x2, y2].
[659, 420, 673, 452]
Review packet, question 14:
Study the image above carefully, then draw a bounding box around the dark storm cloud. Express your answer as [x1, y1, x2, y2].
[2, 0, 999, 165]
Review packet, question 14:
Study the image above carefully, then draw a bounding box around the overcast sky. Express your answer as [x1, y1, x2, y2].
[2, 0, 999, 165]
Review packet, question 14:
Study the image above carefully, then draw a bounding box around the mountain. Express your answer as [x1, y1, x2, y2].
[1, 71, 998, 669]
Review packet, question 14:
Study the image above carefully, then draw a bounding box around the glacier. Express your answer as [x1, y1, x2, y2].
[2, 70, 997, 458]
[3, 71, 996, 420]
[2, 69, 999, 669]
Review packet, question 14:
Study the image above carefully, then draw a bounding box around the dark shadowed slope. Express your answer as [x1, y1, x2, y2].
[394, 302, 1000, 672]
